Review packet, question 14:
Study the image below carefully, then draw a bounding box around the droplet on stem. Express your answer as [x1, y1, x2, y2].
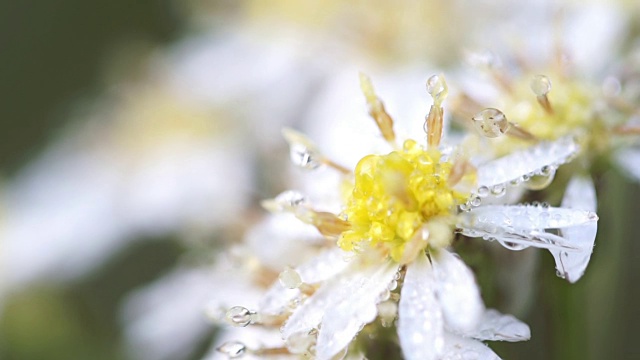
[225, 306, 254, 327]
[530, 75, 554, 114]
[217, 341, 247, 358]
[471, 108, 510, 138]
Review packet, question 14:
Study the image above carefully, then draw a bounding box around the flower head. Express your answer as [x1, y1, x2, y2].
[218, 74, 599, 359]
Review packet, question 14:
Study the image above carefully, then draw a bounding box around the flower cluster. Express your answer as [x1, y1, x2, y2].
[212, 73, 600, 359]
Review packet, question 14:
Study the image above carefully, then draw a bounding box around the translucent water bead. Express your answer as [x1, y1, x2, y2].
[523, 165, 556, 190]
[279, 267, 303, 289]
[472, 108, 510, 138]
[225, 306, 254, 327]
[426, 74, 447, 102]
[217, 341, 247, 358]
[530, 75, 552, 97]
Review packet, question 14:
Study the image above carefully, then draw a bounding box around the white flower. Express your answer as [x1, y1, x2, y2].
[218, 75, 598, 359]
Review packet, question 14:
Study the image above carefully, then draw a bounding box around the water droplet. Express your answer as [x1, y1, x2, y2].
[225, 306, 253, 327]
[477, 185, 490, 197]
[459, 203, 470, 212]
[556, 270, 567, 279]
[530, 75, 552, 96]
[286, 331, 316, 354]
[282, 128, 323, 170]
[289, 144, 322, 170]
[470, 195, 482, 207]
[387, 279, 398, 291]
[524, 167, 555, 190]
[509, 178, 521, 187]
[472, 108, 510, 138]
[217, 341, 247, 358]
[279, 267, 302, 289]
[274, 190, 307, 210]
[490, 184, 506, 197]
[499, 240, 528, 251]
[426, 75, 446, 100]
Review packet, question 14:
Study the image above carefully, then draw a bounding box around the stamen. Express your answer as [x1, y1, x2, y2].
[424, 74, 448, 148]
[359, 73, 397, 145]
[531, 75, 554, 114]
[612, 124, 640, 135]
[447, 157, 477, 187]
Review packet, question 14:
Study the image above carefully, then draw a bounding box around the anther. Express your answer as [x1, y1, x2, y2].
[424, 74, 448, 148]
[531, 75, 554, 114]
[359, 73, 397, 145]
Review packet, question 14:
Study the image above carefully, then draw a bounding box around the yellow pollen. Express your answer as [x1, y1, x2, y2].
[338, 139, 467, 262]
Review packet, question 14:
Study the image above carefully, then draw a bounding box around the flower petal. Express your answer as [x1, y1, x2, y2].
[465, 309, 530, 342]
[457, 204, 598, 252]
[551, 176, 597, 283]
[431, 249, 484, 333]
[462, 205, 597, 230]
[315, 261, 400, 360]
[476, 136, 578, 189]
[259, 248, 350, 316]
[398, 251, 444, 360]
[441, 332, 501, 360]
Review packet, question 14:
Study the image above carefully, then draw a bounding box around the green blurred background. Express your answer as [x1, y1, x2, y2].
[1, 1, 639, 360]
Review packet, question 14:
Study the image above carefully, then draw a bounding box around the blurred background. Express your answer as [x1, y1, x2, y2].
[1, 1, 639, 359]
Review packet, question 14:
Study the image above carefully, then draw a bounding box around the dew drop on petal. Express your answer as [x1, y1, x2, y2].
[290, 144, 323, 170]
[472, 108, 510, 138]
[217, 341, 247, 358]
[470, 195, 482, 207]
[531, 75, 552, 96]
[490, 184, 506, 197]
[225, 306, 253, 327]
[477, 185, 490, 197]
[279, 267, 303, 289]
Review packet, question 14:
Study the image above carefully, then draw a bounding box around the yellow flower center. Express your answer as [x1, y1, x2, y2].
[338, 139, 467, 262]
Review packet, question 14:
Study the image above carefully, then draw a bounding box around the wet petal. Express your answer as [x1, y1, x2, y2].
[316, 261, 400, 360]
[457, 204, 598, 252]
[432, 249, 484, 333]
[466, 309, 530, 342]
[441, 332, 501, 360]
[260, 248, 350, 316]
[476, 136, 578, 189]
[461, 205, 597, 230]
[551, 176, 597, 283]
[398, 251, 444, 360]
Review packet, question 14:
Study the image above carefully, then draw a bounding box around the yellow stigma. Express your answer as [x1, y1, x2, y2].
[338, 139, 467, 262]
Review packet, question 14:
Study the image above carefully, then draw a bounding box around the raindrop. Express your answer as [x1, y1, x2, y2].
[490, 184, 506, 197]
[498, 240, 528, 251]
[279, 267, 303, 289]
[530, 75, 552, 96]
[470, 195, 482, 207]
[426, 75, 446, 100]
[289, 144, 322, 170]
[556, 270, 567, 279]
[472, 108, 510, 138]
[275, 190, 307, 210]
[217, 341, 247, 358]
[477, 185, 490, 197]
[225, 306, 253, 327]
[525, 167, 556, 190]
